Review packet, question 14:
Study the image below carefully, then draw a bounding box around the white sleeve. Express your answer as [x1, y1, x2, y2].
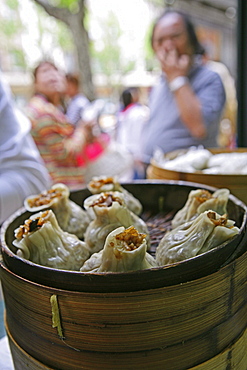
[0, 79, 51, 224]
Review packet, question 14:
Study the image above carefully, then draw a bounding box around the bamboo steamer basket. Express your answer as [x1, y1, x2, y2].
[0, 181, 247, 369]
[1, 251, 247, 370]
[147, 148, 247, 205]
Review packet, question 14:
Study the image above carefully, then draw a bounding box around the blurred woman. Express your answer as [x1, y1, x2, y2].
[25, 60, 94, 189]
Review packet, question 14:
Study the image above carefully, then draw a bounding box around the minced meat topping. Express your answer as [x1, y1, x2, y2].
[196, 190, 212, 204]
[89, 177, 114, 190]
[14, 211, 49, 239]
[27, 189, 63, 208]
[115, 226, 146, 251]
[207, 211, 228, 226]
[91, 193, 123, 207]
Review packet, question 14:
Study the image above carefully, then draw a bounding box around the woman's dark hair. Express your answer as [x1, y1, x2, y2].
[151, 10, 205, 55]
[33, 60, 58, 82]
[121, 87, 139, 109]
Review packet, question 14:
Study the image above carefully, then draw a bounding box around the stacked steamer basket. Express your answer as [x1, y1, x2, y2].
[0, 181, 247, 370]
[147, 148, 247, 205]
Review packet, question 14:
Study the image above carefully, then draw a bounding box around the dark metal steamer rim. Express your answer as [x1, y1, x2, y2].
[1, 180, 247, 293]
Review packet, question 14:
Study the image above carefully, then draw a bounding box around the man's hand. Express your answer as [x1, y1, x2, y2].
[157, 47, 191, 82]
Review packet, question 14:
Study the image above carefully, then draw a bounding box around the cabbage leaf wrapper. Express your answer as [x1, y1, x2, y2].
[87, 175, 142, 215]
[24, 183, 90, 239]
[13, 210, 90, 270]
[80, 226, 157, 273]
[156, 210, 240, 266]
[171, 188, 230, 229]
[84, 191, 150, 255]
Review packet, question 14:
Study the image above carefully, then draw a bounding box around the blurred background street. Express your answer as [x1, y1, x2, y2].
[0, 0, 238, 145]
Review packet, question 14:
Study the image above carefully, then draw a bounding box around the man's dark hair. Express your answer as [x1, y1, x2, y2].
[151, 9, 205, 55]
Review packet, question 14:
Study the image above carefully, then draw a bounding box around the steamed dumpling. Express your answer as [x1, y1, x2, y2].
[206, 152, 247, 174]
[196, 188, 229, 215]
[87, 176, 142, 215]
[80, 226, 157, 272]
[84, 191, 149, 255]
[156, 210, 240, 266]
[157, 147, 212, 172]
[24, 183, 90, 239]
[171, 188, 230, 229]
[13, 210, 90, 270]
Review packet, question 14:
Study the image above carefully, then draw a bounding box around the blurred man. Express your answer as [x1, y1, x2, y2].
[142, 10, 226, 164]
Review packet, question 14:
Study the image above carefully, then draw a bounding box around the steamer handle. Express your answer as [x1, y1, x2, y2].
[50, 294, 65, 340]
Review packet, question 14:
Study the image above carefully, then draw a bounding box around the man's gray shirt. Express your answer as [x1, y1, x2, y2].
[142, 65, 226, 163]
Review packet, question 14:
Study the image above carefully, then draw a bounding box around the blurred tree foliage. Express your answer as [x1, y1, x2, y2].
[143, 0, 167, 72]
[2, 0, 157, 99]
[32, 0, 95, 100]
[34, 4, 74, 63]
[91, 11, 136, 99]
[31, 0, 139, 101]
[0, 0, 26, 70]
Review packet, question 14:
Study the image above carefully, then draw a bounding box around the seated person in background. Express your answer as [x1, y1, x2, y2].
[202, 51, 237, 149]
[65, 73, 90, 125]
[142, 10, 226, 165]
[25, 60, 94, 190]
[0, 76, 51, 225]
[116, 87, 149, 179]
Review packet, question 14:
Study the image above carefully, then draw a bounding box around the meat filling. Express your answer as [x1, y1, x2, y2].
[15, 211, 49, 239]
[27, 189, 63, 208]
[115, 226, 146, 251]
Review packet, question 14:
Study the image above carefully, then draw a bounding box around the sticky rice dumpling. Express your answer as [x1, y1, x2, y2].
[13, 210, 90, 270]
[24, 183, 90, 239]
[84, 191, 149, 255]
[156, 210, 239, 266]
[171, 188, 230, 229]
[87, 175, 142, 215]
[80, 226, 156, 272]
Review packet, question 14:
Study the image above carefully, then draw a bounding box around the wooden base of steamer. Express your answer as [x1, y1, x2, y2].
[6, 321, 53, 369]
[6, 322, 247, 370]
[1, 248, 247, 370]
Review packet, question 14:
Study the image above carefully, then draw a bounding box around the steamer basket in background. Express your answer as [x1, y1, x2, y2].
[147, 148, 247, 205]
[0, 181, 247, 369]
